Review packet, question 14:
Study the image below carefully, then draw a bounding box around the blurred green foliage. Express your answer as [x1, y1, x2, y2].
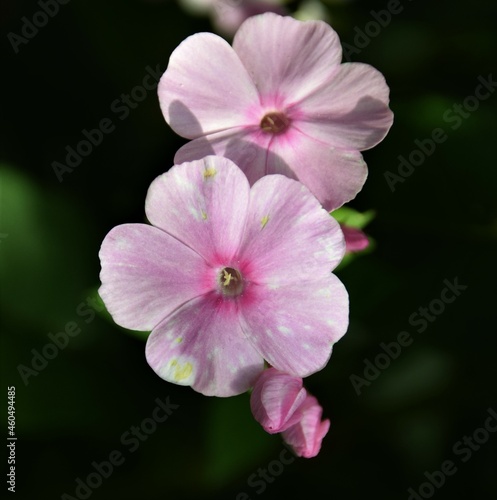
[1, 0, 496, 499]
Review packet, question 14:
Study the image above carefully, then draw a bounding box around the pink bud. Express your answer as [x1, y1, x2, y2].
[341, 224, 369, 254]
[250, 368, 307, 434]
[282, 395, 330, 458]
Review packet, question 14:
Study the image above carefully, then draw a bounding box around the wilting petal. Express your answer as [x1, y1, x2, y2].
[146, 293, 264, 397]
[250, 368, 307, 433]
[233, 13, 342, 106]
[239, 174, 345, 287]
[99, 224, 210, 331]
[145, 156, 250, 262]
[282, 394, 330, 458]
[159, 32, 259, 138]
[294, 63, 393, 151]
[240, 275, 349, 377]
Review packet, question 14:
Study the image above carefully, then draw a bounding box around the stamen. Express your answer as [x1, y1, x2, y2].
[260, 112, 290, 134]
[219, 267, 244, 296]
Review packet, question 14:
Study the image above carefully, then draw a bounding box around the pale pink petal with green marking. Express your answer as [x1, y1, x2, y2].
[240, 174, 345, 286]
[145, 293, 264, 397]
[145, 156, 250, 262]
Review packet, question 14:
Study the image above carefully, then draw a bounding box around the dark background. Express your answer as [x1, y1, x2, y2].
[1, 0, 496, 499]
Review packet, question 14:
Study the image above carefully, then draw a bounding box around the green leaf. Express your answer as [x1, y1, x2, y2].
[330, 206, 376, 229]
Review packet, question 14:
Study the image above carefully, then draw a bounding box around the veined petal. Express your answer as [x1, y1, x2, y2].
[268, 131, 368, 211]
[174, 128, 274, 186]
[294, 63, 394, 150]
[233, 13, 342, 106]
[159, 32, 259, 138]
[250, 368, 307, 434]
[282, 395, 330, 458]
[145, 157, 250, 263]
[145, 293, 264, 397]
[99, 224, 210, 331]
[239, 174, 345, 287]
[240, 275, 349, 377]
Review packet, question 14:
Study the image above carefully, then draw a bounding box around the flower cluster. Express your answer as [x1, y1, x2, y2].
[99, 12, 392, 457]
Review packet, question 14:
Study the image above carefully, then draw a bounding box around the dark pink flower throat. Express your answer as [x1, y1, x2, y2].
[219, 267, 244, 297]
[260, 112, 290, 134]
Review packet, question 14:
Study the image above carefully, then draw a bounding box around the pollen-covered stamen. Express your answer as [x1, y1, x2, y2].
[219, 267, 244, 296]
[260, 112, 290, 134]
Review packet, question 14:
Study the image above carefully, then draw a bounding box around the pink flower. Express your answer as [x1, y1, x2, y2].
[282, 394, 330, 458]
[250, 368, 307, 433]
[158, 13, 393, 211]
[99, 156, 348, 397]
[183, 0, 287, 36]
[341, 224, 369, 253]
[250, 368, 330, 457]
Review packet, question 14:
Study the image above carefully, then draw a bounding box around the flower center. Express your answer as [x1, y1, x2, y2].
[260, 112, 290, 134]
[218, 267, 244, 297]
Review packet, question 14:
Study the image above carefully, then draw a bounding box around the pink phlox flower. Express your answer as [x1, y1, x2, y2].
[99, 156, 348, 397]
[158, 13, 393, 211]
[250, 367, 330, 457]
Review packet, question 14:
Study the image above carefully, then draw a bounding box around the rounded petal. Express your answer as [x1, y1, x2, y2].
[233, 13, 342, 106]
[282, 395, 330, 458]
[145, 156, 250, 263]
[240, 275, 349, 377]
[99, 224, 210, 331]
[239, 174, 345, 287]
[159, 32, 259, 138]
[173, 128, 274, 186]
[294, 63, 394, 150]
[268, 131, 368, 211]
[251, 368, 307, 434]
[145, 293, 264, 397]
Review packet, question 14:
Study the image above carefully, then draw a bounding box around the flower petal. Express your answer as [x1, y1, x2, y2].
[250, 368, 307, 434]
[282, 394, 330, 458]
[294, 63, 394, 150]
[268, 131, 368, 211]
[99, 224, 210, 331]
[159, 32, 259, 138]
[145, 156, 250, 262]
[240, 275, 349, 377]
[173, 128, 275, 185]
[233, 13, 342, 106]
[145, 293, 264, 397]
[239, 174, 345, 287]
